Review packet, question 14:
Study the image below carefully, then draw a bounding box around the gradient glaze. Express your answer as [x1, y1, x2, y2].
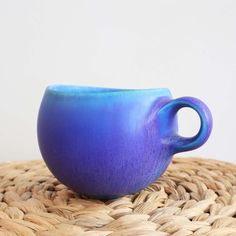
[37, 85, 213, 199]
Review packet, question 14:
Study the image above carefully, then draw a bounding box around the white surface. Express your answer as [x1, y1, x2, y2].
[0, 1, 235, 163]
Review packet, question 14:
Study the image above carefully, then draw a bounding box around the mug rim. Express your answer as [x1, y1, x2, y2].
[46, 84, 171, 96]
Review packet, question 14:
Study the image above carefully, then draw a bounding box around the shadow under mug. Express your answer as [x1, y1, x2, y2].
[37, 85, 213, 199]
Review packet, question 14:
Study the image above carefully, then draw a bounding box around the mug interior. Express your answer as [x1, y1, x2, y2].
[47, 85, 170, 96]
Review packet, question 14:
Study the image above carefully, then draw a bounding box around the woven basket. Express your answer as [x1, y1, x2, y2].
[0, 158, 236, 236]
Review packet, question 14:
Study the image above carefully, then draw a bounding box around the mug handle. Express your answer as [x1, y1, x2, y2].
[158, 97, 213, 154]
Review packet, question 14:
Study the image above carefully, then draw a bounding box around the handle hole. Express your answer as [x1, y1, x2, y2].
[178, 107, 201, 137]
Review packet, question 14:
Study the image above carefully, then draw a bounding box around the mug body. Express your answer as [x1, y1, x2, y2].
[37, 85, 174, 199]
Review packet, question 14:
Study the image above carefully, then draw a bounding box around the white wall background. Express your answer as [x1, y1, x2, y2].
[0, 0, 235, 163]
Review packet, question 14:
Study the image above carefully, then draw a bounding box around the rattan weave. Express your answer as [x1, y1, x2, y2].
[0, 158, 236, 236]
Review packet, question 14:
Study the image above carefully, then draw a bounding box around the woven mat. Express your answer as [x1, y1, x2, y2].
[0, 158, 236, 236]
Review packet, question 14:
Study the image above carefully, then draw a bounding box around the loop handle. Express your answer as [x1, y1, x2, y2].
[159, 97, 213, 154]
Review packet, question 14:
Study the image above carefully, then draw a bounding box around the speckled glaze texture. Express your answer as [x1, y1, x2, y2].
[37, 85, 213, 199]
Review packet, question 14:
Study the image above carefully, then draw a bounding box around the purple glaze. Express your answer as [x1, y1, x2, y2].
[37, 85, 213, 199]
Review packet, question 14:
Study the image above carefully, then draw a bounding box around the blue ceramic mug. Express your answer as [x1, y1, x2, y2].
[37, 85, 212, 199]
